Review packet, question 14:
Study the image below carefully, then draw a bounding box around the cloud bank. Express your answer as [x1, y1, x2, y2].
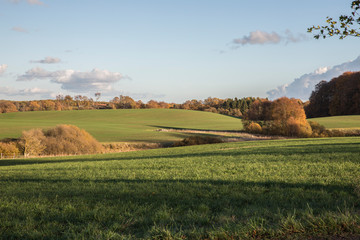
[267, 55, 360, 101]
[0, 86, 52, 97]
[232, 30, 307, 47]
[0, 64, 8, 75]
[31, 56, 61, 64]
[17, 68, 126, 92]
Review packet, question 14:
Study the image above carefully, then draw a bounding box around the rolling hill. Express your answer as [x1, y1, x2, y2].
[309, 115, 360, 129]
[0, 109, 243, 143]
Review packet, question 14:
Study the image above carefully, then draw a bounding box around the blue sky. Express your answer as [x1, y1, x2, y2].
[1, 0, 359, 102]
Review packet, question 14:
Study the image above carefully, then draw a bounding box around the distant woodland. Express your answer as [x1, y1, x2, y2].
[305, 71, 360, 117]
[0, 95, 261, 118]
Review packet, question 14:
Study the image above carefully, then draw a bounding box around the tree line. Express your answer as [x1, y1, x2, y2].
[305, 71, 360, 117]
[0, 95, 262, 118]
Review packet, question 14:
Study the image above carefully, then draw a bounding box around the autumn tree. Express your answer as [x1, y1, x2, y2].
[305, 71, 360, 117]
[41, 100, 56, 111]
[0, 101, 18, 113]
[158, 101, 170, 109]
[28, 101, 41, 111]
[20, 129, 46, 156]
[244, 99, 271, 122]
[64, 95, 73, 110]
[269, 97, 312, 137]
[147, 100, 160, 109]
[308, 1, 360, 39]
[243, 97, 312, 137]
[118, 95, 138, 109]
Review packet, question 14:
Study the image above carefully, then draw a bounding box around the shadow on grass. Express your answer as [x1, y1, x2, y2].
[1, 177, 358, 238]
[1, 142, 360, 167]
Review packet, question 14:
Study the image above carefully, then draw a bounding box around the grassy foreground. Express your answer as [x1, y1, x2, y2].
[1, 137, 359, 239]
[310, 115, 360, 129]
[0, 109, 242, 143]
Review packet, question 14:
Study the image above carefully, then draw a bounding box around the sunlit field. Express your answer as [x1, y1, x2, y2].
[1, 137, 359, 239]
[309, 115, 360, 129]
[0, 109, 243, 143]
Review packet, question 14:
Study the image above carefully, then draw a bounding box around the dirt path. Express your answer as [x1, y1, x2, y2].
[156, 128, 285, 142]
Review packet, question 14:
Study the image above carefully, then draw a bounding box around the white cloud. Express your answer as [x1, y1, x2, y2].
[17, 68, 126, 92]
[31, 56, 61, 64]
[0, 64, 8, 75]
[232, 30, 307, 47]
[267, 55, 360, 101]
[21, 87, 51, 94]
[11, 26, 28, 33]
[17, 67, 52, 81]
[233, 31, 281, 45]
[0, 86, 52, 97]
[0, 87, 17, 95]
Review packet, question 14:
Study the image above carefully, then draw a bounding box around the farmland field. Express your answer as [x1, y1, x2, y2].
[0, 109, 242, 143]
[1, 137, 359, 239]
[310, 115, 360, 129]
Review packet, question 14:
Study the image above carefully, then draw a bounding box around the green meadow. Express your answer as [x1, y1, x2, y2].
[310, 115, 360, 129]
[0, 109, 242, 143]
[1, 137, 359, 239]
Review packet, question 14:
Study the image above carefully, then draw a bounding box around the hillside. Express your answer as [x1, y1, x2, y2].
[1, 137, 359, 239]
[309, 115, 360, 129]
[0, 109, 243, 143]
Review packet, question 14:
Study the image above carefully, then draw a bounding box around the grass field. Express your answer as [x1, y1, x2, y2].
[310, 115, 360, 129]
[1, 137, 359, 239]
[0, 109, 242, 143]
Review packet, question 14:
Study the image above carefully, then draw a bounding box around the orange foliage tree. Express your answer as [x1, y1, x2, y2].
[269, 97, 312, 137]
[0, 101, 17, 113]
[243, 97, 312, 137]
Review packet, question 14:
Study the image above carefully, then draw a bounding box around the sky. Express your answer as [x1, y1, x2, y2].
[1, 0, 359, 103]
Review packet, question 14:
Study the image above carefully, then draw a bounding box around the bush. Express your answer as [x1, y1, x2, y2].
[20, 125, 103, 156]
[173, 136, 223, 147]
[20, 128, 46, 156]
[327, 129, 346, 137]
[0, 142, 20, 157]
[243, 97, 314, 138]
[103, 142, 162, 152]
[308, 121, 349, 137]
[245, 121, 263, 134]
[286, 117, 312, 137]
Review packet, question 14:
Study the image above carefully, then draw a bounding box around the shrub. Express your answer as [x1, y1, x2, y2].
[308, 121, 332, 137]
[0, 142, 20, 157]
[308, 121, 350, 137]
[244, 97, 313, 138]
[102, 142, 162, 152]
[309, 121, 327, 137]
[20, 128, 46, 156]
[245, 121, 263, 134]
[43, 125, 103, 155]
[173, 136, 223, 147]
[286, 117, 312, 138]
[327, 129, 346, 137]
[20, 125, 103, 156]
